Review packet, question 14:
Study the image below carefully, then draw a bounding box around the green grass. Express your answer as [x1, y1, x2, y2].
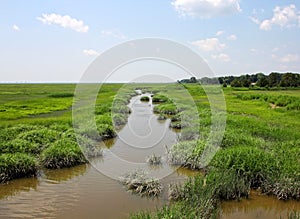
[0, 83, 131, 182]
[140, 96, 150, 102]
[41, 138, 86, 169]
[0, 153, 38, 183]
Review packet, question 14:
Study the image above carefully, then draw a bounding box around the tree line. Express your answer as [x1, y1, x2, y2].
[178, 72, 300, 88]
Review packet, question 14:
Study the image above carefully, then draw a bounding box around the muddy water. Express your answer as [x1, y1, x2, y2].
[220, 190, 300, 219]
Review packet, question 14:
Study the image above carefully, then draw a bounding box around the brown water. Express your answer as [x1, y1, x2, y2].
[0, 93, 299, 219]
[220, 190, 300, 219]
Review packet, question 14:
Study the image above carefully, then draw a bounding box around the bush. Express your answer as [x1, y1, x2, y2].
[0, 153, 38, 183]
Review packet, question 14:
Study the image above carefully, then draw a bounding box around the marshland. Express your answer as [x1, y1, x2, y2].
[0, 83, 299, 218]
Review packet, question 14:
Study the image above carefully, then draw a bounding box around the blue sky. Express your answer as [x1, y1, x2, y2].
[0, 0, 300, 82]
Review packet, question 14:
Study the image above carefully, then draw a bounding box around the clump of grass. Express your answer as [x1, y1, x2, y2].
[112, 113, 128, 126]
[0, 153, 38, 183]
[97, 124, 116, 139]
[206, 169, 251, 200]
[153, 103, 177, 115]
[151, 175, 218, 219]
[2, 139, 40, 154]
[180, 127, 200, 140]
[0, 124, 42, 142]
[152, 94, 169, 103]
[16, 128, 60, 153]
[167, 140, 205, 170]
[157, 114, 166, 120]
[211, 146, 279, 188]
[119, 170, 162, 197]
[146, 154, 162, 165]
[140, 96, 150, 102]
[262, 176, 300, 200]
[41, 138, 86, 169]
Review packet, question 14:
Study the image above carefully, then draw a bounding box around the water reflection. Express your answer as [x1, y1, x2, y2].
[220, 190, 300, 219]
[0, 177, 39, 200]
[42, 164, 88, 183]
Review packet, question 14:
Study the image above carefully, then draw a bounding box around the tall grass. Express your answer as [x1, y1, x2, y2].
[0, 153, 38, 183]
[41, 138, 86, 169]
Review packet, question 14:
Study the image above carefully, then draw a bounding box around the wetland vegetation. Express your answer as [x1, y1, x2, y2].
[0, 82, 299, 218]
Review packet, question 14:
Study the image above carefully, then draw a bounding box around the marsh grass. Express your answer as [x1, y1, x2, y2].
[140, 96, 150, 102]
[167, 140, 205, 170]
[151, 94, 169, 103]
[146, 154, 162, 165]
[153, 103, 178, 115]
[119, 170, 162, 197]
[236, 93, 300, 110]
[0, 84, 129, 180]
[41, 138, 86, 169]
[0, 153, 38, 183]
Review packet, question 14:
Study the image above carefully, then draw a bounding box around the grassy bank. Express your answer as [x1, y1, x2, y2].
[131, 84, 300, 218]
[0, 83, 133, 182]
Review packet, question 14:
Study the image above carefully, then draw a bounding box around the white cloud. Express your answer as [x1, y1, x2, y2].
[13, 24, 20, 31]
[37, 13, 89, 33]
[211, 53, 230, 62]
[250, 48, 257, 53]
[191, 37, 226, 52]
[259, 4, 300, 30]
[280, 54, 299, 63]
[171, 0, 241, 18]
[227, 34, 237, 40]
[101, 29, 126, 39]
[215, 30, 224, 36]
[83, 49, 99, 56]
[249, 16, 260, 24]
[272, 47, 279, 52]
